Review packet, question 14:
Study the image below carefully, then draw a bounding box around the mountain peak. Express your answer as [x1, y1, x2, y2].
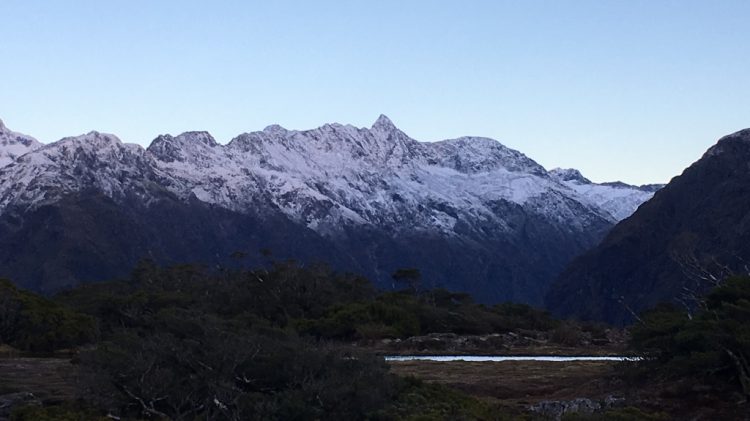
[0, 119, 43, 168]
[723, 127, 750, 140]
[54, 132, 125, 150]
[176, 131, 217, 147]
[371, 114, 397, 132]
[148, 131, 218, 165]
[704, 128, 750, 157]
[263, 124, 288, 134]
[549, 168, 592, 184]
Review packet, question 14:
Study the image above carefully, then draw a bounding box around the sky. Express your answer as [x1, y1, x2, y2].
[1, 1, 749, 185]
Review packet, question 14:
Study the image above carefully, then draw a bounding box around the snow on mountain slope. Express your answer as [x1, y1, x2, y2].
[147, 115, 615, 236]
[0, 116, 657, 237]
[0, 119, 42, 168]
[549, 168, 661, 221]
[0, 131, 170, 213]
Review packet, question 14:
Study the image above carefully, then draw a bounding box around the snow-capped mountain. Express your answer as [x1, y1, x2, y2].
[146, 115, 614, 236]
[0, 115, 653, 229]
[0, 116, 659, 303]
[0, 119, 42, 168]
[0, 131, 168, 213]
[549, 168, 664, 221]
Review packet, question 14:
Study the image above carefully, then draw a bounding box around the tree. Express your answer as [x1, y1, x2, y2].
[0, 279, 22, 346]
[391, 268, 421, 293]
[0, 279, 95, 352]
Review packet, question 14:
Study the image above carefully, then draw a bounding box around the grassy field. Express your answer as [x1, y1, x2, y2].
[0, 356, 619, 410]
[389, 359, 750, 420]
[3, 356, 746, 419]
[389, 359, 619, 411]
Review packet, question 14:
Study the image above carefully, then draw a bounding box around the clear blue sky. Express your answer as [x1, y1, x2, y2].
[1, 1, 748, 184]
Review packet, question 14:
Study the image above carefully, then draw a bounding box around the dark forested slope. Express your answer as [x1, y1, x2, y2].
[547, 129, 750, 325]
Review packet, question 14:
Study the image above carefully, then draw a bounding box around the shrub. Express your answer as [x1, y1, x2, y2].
[78, 320, 395, 420]
[629, 276, 750, 397]
[372, 376, 516, 421]
[550, 322, 584, 347]
[0, 279, 96, 353]
[297, 301, 420, 339]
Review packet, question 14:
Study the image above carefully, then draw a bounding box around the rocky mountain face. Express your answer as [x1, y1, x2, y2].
[547, 129, 750, 325]
[0, 116, 657, 304]
[0, 119, 41, 168]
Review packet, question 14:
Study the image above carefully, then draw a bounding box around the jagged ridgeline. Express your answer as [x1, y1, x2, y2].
[0, 116, 657, 304]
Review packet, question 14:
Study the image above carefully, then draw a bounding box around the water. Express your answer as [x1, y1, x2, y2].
[384, 355, 637, 362]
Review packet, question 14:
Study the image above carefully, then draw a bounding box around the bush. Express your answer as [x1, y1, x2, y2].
[629, 276, 750, 397]
[0, 279, 96, 353]
[77, 309, 396, 420]
[372, 376, 515, 421]
[491, 302, 560, 332]
[550, 322, 585, 347]
[297, 301, 420, 339]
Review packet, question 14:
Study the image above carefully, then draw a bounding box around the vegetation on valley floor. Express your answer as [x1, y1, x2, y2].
[0, 258, 748, 419]
[0, 259, 584, 420]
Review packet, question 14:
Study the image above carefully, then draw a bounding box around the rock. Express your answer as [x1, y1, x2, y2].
[529, 398, 601, 420]
[604, 395, 626, 408]
[0, 392, 41, 420]
[529, 396, 627, 420]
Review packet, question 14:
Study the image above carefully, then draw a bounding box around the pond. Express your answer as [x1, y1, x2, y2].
[384, 355, 637, 362]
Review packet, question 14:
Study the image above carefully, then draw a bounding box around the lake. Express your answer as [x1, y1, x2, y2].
[384, 355, 637, 362]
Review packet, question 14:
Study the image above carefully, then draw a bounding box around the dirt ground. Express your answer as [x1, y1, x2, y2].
[389, 359, 620, 410]
[3, 356, 747, 419]
[0, 357, 76, 404]
[389, 359, 750, 420]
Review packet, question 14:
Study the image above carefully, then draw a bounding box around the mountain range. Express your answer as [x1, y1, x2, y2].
[0, 116, 658, 305]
